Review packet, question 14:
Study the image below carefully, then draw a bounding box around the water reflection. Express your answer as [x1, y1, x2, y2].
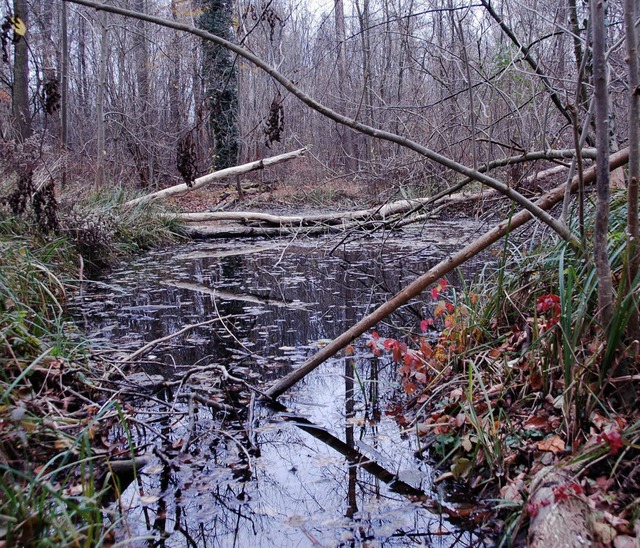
[72, 224, 493, 546]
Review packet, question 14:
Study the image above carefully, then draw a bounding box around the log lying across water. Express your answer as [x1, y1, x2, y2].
[263, 148, 630, 400]
[176, 198, 445, 237]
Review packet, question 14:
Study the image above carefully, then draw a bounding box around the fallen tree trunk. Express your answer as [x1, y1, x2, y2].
[177, 199, 431, 226]
[264, 148, 629, 400]
[125, 147, 308, 206]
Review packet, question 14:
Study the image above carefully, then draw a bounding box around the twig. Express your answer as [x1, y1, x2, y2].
[121, 316, 231, 362]
[180, 395, 195, 453]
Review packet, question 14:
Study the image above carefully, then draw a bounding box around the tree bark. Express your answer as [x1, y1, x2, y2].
[591, 0, 613, 330]
[624, 0, 640, 341]
[334, 0, 356, 172]
[124, 147, 308, 206]
[201, 0, 239, 170]
[527, 467, 593, 547]
[264, 148, 629, 400]
[60, 0, 69, 187]
[95, 12, 109, 189]
[12, 0, 31, 141]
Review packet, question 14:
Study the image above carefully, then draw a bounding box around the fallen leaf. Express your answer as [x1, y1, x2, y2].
[450, 457, 472, 481]
[500, 481, 523, 504]
[529, 371, 543, 391]
[139, 495, 160, 505]
[593, 521, 617, 544]
[524, 415, 550, 431]
[537, 435, 565, 453]
[461, 435, 473, 452]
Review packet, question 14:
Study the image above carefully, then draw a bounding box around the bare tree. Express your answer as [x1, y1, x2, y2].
[591, 0, 613, 329]
[624, 0, 640, 339]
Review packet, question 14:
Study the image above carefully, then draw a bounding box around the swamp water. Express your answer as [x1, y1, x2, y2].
[72, 221, 496, 547]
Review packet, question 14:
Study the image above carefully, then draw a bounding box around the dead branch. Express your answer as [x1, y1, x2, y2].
[121, 316, 232, 362]
[124, 147, 309, 206]
[264, 148, 629, 400]
[65, 0, 578, 245]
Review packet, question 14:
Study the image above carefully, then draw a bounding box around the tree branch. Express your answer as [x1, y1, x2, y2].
[264, 148, 628, 399]
[478, 0, 574, 127]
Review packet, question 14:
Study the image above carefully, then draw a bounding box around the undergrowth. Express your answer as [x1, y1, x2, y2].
[368, 193, 640, 545]
[0, 185, 181, 545]
[60, 188, 183, 271]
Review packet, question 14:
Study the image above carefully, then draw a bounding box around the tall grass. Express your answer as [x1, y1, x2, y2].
[60, 186, 182, 269]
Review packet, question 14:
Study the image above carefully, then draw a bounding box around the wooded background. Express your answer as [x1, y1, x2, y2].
[1, 0, 630, 195]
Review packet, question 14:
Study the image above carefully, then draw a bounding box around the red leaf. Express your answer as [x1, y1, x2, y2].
[599, 429, 624, 455]
[420, 319, 433, 331]
[404, 381, 418, 395]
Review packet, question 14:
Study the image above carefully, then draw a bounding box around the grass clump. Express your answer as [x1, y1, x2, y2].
[0, 223, 111, 546]
[59, 187, 182, 270]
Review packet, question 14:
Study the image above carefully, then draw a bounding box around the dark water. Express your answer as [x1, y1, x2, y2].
[72, 222, 495, 547]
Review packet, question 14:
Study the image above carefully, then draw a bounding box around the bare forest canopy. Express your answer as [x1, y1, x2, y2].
[1, 0, 634, 200]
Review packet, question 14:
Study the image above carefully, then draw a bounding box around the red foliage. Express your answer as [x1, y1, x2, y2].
[598, 429, 624, 455]
[536, 294, 561, 328]
[552, 482, 584, 503]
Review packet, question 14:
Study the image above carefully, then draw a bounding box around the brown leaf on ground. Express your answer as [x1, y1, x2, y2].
[524, 415, 551, 431]
[537, 435, 565, 453]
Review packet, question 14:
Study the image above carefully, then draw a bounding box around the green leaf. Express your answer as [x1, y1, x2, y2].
[450, 457, 473, 480]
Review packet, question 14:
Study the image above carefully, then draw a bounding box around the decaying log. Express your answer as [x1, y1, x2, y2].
[263, 148, 629, 400]
[177, 199, 432, 226]
[527, 467, 593, 547]
[178, 199, 441, 238]
[125, 147, 308, 206]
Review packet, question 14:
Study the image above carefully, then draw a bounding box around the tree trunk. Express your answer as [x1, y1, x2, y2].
[591, 0, 613, 330]
[95, 13, 109, 189]
[12, 0, 31, 141]
[125, 147, 308, 205]
[201, 0, 239, 170]
[60, 0, 69, 187]
[335, 0, 356, 173]
[132, 0, 152, 187]
[624, 0, 640, 344]
[527, 467, 593, 547]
